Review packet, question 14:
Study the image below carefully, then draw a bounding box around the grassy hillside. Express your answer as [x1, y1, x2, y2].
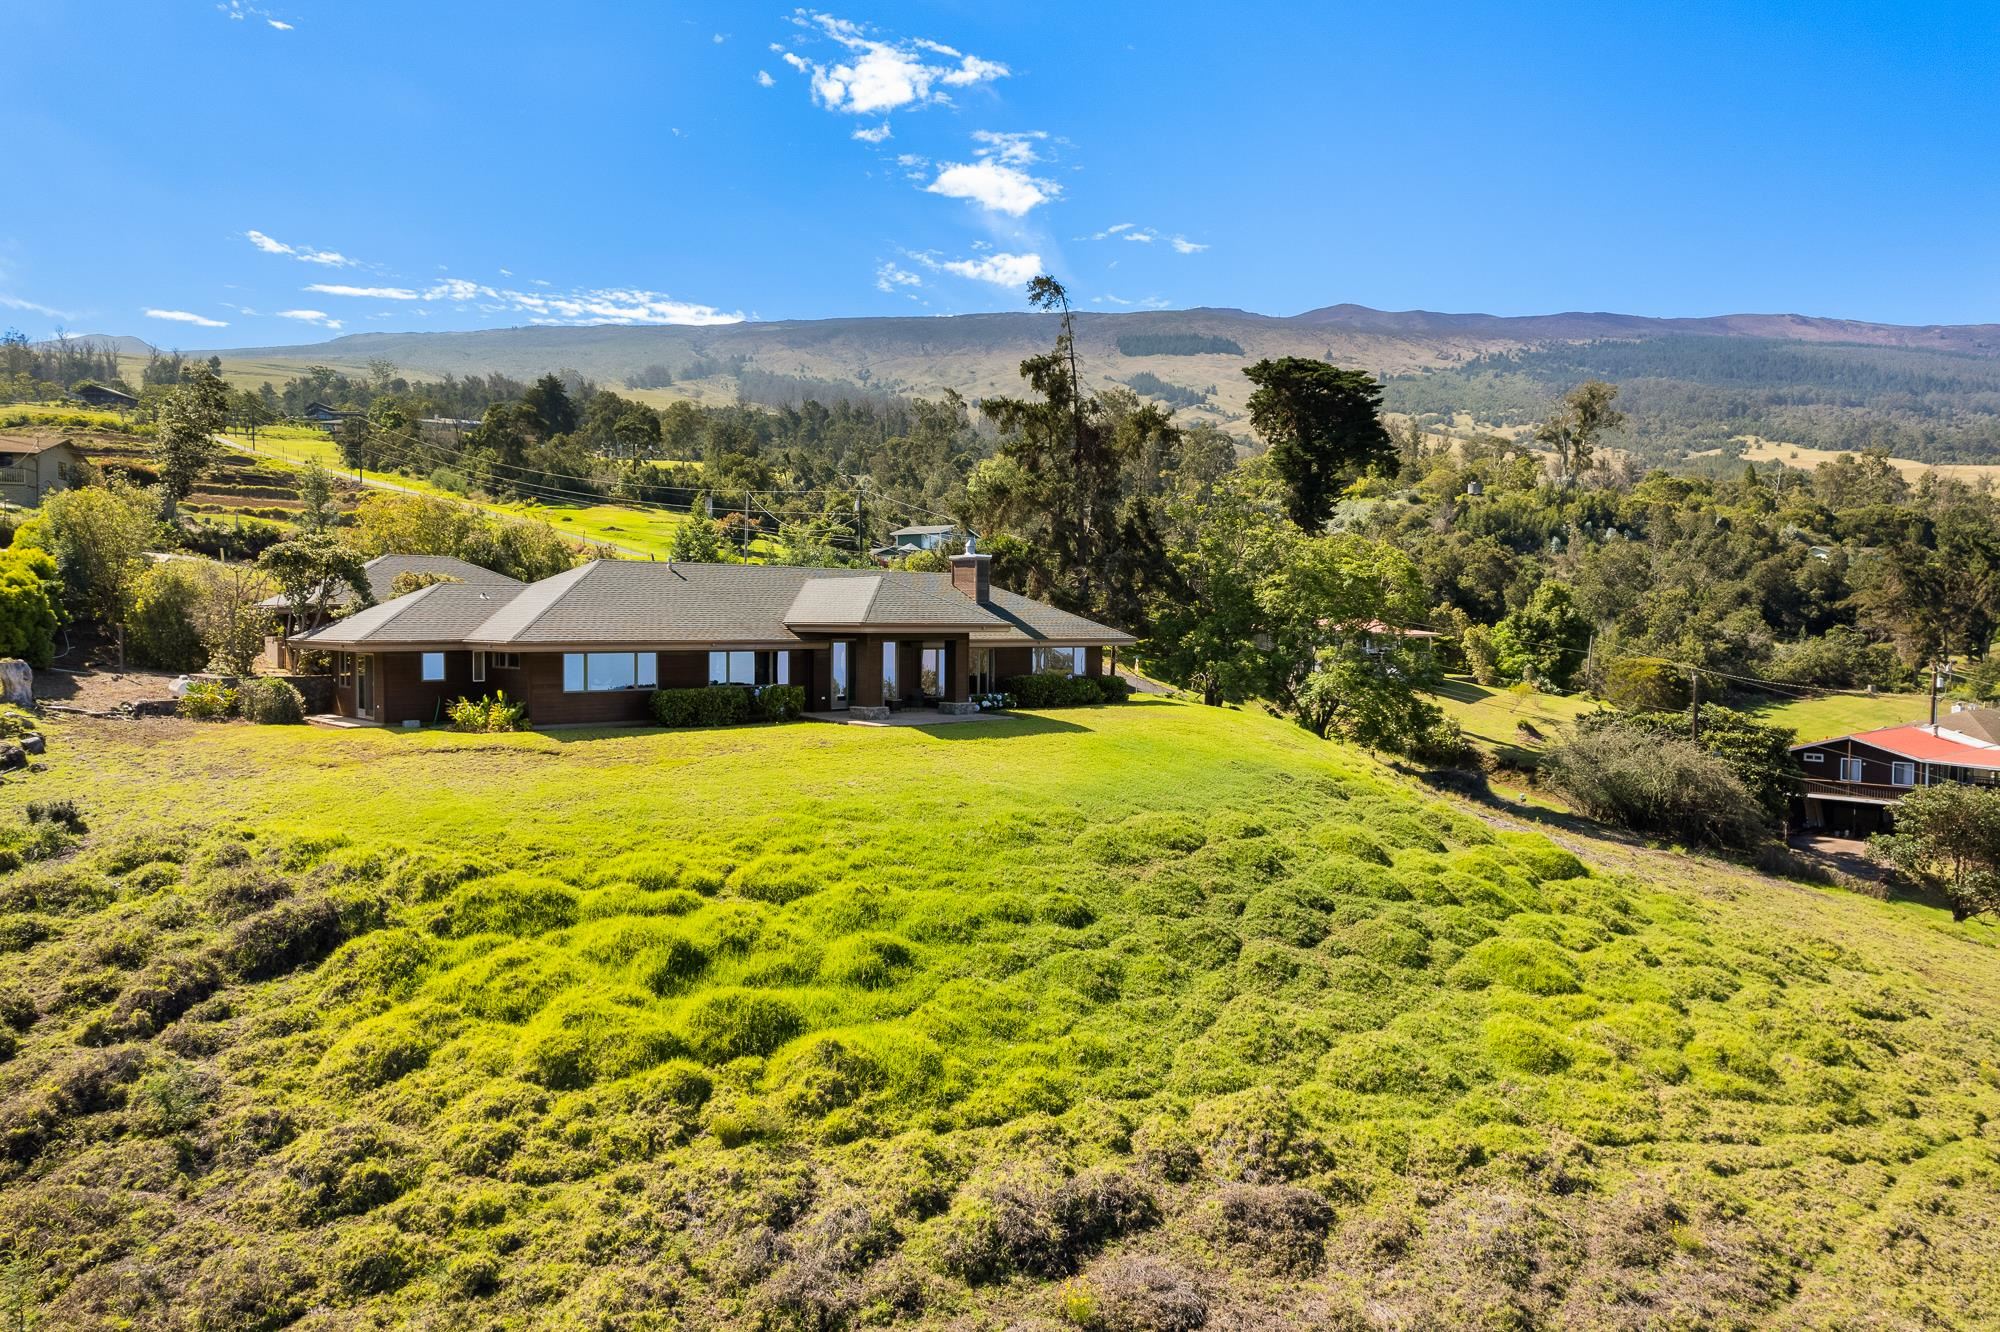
[1742, 691, 1935, 743]
[2, 703, 1999, 1329]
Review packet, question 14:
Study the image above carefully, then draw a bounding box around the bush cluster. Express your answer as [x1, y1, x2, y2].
[447, 692, 528, 732]
[1001, 673, 1129, 708]
[239, 677, 307, 725]
[1538, 720, 1766, 848]
[650, 684, 807, 729]
[177, 682, 236, 721]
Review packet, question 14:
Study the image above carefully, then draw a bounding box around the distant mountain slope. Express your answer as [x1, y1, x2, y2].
[174, 303, 2000, 462]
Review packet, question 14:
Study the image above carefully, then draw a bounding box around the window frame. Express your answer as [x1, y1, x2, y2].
[1890, 761, 1917, 787]
[1032, 646, 1082, 677]
[1801, 751, 1824, 764]
[420, 651, 446, 682]
[562, 651, 658, 693]
[471, 651, 486, 684]
[1839, 757, 1864, 783]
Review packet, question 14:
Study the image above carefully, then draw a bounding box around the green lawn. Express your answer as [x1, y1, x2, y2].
[1742, 690, 1933, 742]
[4, 702, 1997, 1325]
[1427, 675, 1608, 767]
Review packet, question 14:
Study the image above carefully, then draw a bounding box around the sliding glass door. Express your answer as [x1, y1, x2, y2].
[830, 641, 850, 710]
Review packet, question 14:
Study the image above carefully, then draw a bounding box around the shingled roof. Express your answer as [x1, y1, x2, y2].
[290, 581, 527, 650]
[287, 557, 1134, 651]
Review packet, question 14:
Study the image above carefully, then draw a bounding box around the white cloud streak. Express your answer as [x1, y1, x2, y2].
[783, 10, 1007, 116]
[276, 308, 342, 328]
[914, 251, 1042, 289]
[756, 69, 776, 87]
[851, 122, 892, 143]
[246, 229, 355, 267]
[875, 263, 923, 293]
[0, 293, 68, 319]
[1171, 237, 1208, 254]
[145, 309, 228, 327]
[307, 279, 744, 326]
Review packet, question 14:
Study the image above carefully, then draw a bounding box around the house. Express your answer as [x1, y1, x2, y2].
[869, 524, 964, 564]
[71, 383, 138, 411]
[262, 554, 525, 670]
[302, 402, 361, 432]
[1342, 620, 1439, 657]
[1790, 706, 2000, 837]
[287, 546, 1134, 727]
[0, 436, 86, 508]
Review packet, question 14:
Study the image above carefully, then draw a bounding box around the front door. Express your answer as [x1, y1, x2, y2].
[356, 653, 374, 716]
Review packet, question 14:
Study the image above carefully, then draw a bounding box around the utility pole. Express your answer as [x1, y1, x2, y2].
[1929, 654, 1949, 728]
[741, 491, 750, 561]
[1689, 667, 1700, 742]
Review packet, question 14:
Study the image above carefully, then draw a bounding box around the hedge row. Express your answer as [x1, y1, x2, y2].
[1000, 673, 1131, 708]
[650, 684, 806, 729]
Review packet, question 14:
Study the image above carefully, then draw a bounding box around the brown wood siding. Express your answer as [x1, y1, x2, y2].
[992, 647, 1034, 679]
[377, 650, 478, 726]
[1794, 738, 1920, 788]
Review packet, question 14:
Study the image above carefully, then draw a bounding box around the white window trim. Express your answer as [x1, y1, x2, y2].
[1891, 761, 1916, 787]
[1840, 757, 1864, 782]
[472, 651, 486, 684]
[1802, 752, 1824, 764]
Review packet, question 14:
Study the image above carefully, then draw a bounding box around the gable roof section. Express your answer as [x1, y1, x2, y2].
[0, 435, 84, 460]
[290, 581, 526, 649]
[461, 560, 1133, 649]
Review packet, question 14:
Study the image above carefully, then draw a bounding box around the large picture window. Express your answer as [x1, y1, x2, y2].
[1032, 646, 1082, 676]
[709, 650, 758, 685]
[563, 652, 658, 692]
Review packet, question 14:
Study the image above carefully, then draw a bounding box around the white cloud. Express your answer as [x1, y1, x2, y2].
[276, 308, 342, 328]
[268, 19, 292, 30]
[851, 121, 891, 143]
[925, 159, 1055, 216]
[0, 293, 67, 319]
[307, 283, 420, 299]
[306, 277, 742, 326]
[915, 251, 1042, 289]
[1171, 237, 1208, 254]
[1093, 293, 1171, 310]
[874, 263, 923, 293]
[145, 309, 228, 327]
[970, 129, 1044, 166]
[1123, 229, 1157, 243]
[783, 10, 1008, 116]
[246, 229, 354, 267]
[712, 32, 727, 43]
[756, 69, 776, 87]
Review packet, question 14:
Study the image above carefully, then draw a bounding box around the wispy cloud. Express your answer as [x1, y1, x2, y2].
[1091, 293, 1172, 309]
[246, 229, 355, 267]
[268, 19, 292, 30]
[307, 278, 744, 326]
[276, 308, 342, 329]
[145, 308, 228, 327]
[1170, 237, 1208, 254]
[913, 250, 1042, 289]
[970, 129, 1045, 166]
[781, 11, 1007, 116]
[756, 69, 776, 87]
[307, 283, 419, 300]
[875, 262, 923, 294]
[0, 293, 68, 319]
[852, 122, 892, 143]
[217, 1, 293, 29]
[1082, 222, 1208, 254]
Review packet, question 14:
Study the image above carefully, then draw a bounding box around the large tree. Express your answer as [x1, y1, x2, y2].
[259, 533, 375, 635]
[1241, 357, 1394, 531]
[154, 366, 230, 520]
[15, 480, 158, 664]
[1534, 380, 1624, 495]
[1870, 783, 2000, 922]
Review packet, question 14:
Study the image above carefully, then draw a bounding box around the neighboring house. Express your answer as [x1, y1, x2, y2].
[0, 436, 86, 507]
[71, 383, 139, 411]
[262, 554, 525, 670]
[872, 524, 963, 561]
[288, 547, 1134, 726]
[1340, 620, 1439, 657]
[302, 402, 361, 432]
[1790, 706, 2000, 837]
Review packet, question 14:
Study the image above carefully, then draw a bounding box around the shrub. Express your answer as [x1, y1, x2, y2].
[447, 691, 528, 732]
[178, 681, 236, 721]
[757, 683, 807, 722]
[239, 677, 306, 725]
[26, 798, 84, 833]
[1001, 674, 1124, 708]
[127, 560, 208, 671]
[651, 686, 755, 728]
[1449, 936, 1583, 996]
[1187, 1182, 1332, 1277]
[1539, 721, 1766, 848]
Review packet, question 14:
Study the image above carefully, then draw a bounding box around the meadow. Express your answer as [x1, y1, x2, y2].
[1, 700, 1996, 1329]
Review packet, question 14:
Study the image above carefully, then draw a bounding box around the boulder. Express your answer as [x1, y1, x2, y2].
[19, 733, 44, 756]
[0, 660, 30, 709]
[0, 742, 24, 771]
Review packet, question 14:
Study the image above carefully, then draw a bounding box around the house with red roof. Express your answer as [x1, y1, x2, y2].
[1790, 705, 2000, 837]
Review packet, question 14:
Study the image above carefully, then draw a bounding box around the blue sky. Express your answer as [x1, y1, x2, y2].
[4, 1, 1996, 347]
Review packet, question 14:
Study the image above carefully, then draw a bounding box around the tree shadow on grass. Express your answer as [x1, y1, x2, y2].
[914, 714, 1091, 740]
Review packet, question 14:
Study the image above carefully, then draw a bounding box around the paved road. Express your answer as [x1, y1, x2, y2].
[216, 434, 659, 560]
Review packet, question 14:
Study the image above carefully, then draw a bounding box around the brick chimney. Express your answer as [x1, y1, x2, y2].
[950, 534, 990, 603]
